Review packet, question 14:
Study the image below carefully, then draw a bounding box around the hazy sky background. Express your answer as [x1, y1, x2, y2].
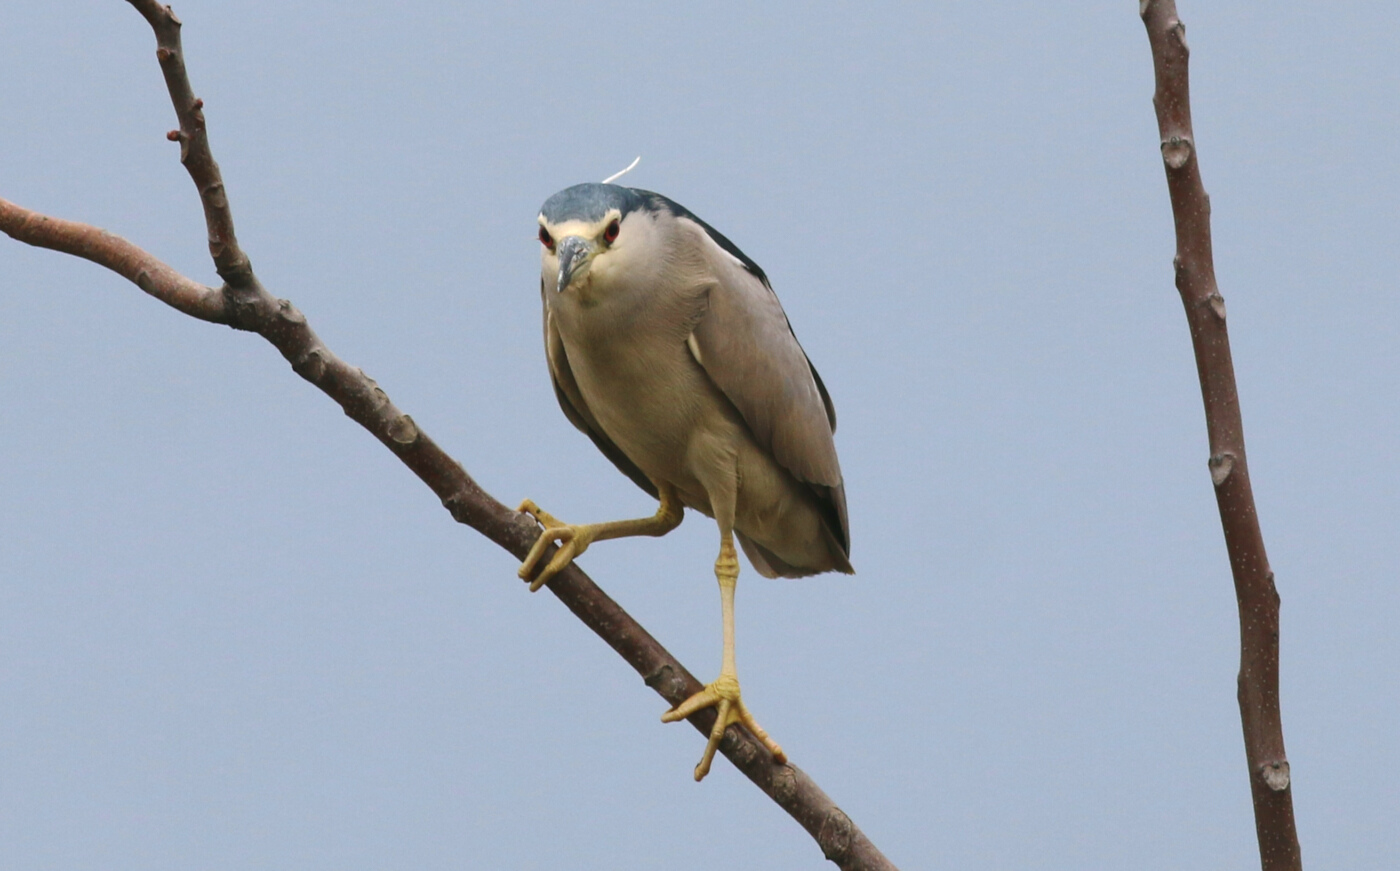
[2, 2, 1397, 868]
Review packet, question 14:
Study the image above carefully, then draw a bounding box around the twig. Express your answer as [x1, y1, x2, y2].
[1138, 3, 1302, 869]
[1, 4, 898, 869]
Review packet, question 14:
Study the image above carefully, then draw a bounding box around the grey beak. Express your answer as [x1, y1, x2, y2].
[556, 236, 594, 292]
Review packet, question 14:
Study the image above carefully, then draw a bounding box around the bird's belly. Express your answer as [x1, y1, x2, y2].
[553, 289, 842, 573]
[563, 333, 832, 569]
[564, 336, 730, 507]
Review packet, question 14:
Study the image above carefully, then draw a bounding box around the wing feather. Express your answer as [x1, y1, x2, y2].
[684, 223, 850, 553]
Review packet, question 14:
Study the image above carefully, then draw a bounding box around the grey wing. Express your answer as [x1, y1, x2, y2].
[543, 297, 659, 500]
[687, 232, 850, 555]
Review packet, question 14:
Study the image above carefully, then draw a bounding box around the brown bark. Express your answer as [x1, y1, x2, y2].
[1139, 3, 1302, 868]
[0, 3, 897, 869]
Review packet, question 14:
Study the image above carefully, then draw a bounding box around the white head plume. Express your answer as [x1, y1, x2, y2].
[601, 156, 641, 185]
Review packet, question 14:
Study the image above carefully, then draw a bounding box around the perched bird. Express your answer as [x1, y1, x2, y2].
[518, 181, 852, 781]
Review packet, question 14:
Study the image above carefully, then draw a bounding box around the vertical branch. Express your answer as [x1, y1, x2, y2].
[1139, 3, 1302, 869]
[127, 0, 251, 290]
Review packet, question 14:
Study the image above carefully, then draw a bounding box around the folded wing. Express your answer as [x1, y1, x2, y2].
[683, 221, 851, 564]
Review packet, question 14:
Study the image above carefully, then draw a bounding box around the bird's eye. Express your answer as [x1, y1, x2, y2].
[603, 219, 620, 244]
[538, 227, 555, 250]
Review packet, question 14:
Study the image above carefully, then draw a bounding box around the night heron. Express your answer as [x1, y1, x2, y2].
[518, 181, 852, 781]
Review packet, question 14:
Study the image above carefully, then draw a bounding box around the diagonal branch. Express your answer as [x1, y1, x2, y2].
[1, 3, 898, 869]
[1138, 3, 1302, 869]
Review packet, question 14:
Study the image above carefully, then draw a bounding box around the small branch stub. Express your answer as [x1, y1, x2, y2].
[1261, 760, 1291, 792]
[1171, 18, 1189, 51]
[819, 808, 854, 862]
[276, 299, 306, 325]
[388, 414, 419, 446]
[1162, 136, 1193, 169]
[772, 764, 798, 806]
[644, 663, 688, 702]
[1208, 452, 1235, 486]
[293, 347, 327, 382]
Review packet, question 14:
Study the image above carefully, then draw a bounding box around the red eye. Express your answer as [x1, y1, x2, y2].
[538, 226, 555, 250]
[603, 219, 620, 244]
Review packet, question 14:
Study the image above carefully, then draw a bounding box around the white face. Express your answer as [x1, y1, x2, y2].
[537, 209, 623, 294]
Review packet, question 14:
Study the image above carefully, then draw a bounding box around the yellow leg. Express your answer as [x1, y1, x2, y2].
[661, 529, 786, 781]
[516, 483, 682, 592]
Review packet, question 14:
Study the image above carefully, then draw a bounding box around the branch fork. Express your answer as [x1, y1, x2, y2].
[1, 4, 897, 869]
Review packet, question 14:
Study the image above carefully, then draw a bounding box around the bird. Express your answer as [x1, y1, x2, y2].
[517, 181, 852, 781]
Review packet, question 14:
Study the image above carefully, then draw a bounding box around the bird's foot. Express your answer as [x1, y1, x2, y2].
[516, 499, 598, 592]
[661, 673, 786, 781]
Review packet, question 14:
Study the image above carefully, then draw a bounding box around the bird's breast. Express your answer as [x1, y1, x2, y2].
[552, 287, 737, 502]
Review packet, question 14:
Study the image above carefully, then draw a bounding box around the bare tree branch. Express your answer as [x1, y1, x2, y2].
[1139, 3, 1302, 868]
[0, 205, 226, 322]
[1, 3, 898, 869]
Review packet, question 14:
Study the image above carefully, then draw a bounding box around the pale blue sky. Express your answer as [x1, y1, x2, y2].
[3, 2, 1397, 868]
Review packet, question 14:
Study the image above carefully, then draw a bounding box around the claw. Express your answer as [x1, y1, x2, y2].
[662, 675, 785, 781]
[516, 489, 683, 592]
[694, 698, 733, 780]
[516, 498, 562, 529]
[516, 500, 596, 591]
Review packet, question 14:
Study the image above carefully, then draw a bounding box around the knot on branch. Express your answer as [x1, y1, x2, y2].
[1161, 135, 1193, 170]
[276, 298, 306, 326]
[293, 347, 328, 382]
[202, 182, 229, 210]
[441, 491, 474, 526]
[219, 283, 261, 331]
[388, 414, 420, 446]
[771, 764, 798, 807]
[1208, 452, 1236, 486]
[817, 807, 854, 862]
[351, 370, 392, 416]
[211, 249, 254, 294]
[725, 726, 757, 764]
[643, 663, 688, 704]
[1260, 760, 1291, 792]
[1170, 19, 1189, 52]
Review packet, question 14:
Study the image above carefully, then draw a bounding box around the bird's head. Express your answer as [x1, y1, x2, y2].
[537, 183, 651, 295]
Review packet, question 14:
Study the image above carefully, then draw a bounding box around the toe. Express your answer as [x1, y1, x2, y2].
[735, 700, 785, 763]
[518, 533, 551, 580]
[661, 685, 719, 723]
[693, 699, 732, 781]
[661, 677, 784, 777]
[530, 538, 580, 591]
[517, 499, 564, 529]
